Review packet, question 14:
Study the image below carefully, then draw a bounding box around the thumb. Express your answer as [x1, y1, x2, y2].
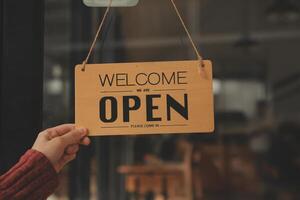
[60, 128, 88, 146]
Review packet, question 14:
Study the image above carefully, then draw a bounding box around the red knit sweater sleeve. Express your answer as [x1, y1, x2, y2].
[0, 149, 59, 200]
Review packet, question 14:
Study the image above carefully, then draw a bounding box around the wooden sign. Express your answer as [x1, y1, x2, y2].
[75, 60, 214, 136]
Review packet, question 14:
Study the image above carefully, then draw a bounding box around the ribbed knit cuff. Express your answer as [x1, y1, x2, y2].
[0, 150, 59, 200]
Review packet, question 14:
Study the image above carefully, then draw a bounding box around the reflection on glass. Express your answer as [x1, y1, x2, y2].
[83, 0, 139, 7]
[44, 0, 300, 199]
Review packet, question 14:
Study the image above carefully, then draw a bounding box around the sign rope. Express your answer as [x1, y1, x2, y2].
[82, 0, 113, 71]
[170, 0, 204, 67]
[81, 0, 204, 71]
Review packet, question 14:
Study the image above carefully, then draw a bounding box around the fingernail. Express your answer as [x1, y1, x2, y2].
[79, 128, 87, 136]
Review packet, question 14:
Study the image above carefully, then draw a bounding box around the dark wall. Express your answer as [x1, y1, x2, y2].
[0, 0, 44, 173]
[0, 0, 3, 171]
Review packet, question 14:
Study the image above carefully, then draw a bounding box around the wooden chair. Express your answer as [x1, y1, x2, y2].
[118, 140, 194, 200]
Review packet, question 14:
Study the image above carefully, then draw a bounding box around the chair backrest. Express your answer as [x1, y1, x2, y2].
[176, 139, 193, 167]
[176, 139, 193, 200]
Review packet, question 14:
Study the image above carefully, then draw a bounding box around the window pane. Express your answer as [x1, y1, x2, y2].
[83, 0, 139, 7]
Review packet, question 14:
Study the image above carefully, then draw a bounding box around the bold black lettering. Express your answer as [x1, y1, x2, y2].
[116, 73, 127, 86]
[167, 94, 188, 120]
[162, 72, 176, 85]
[148, 72, 161, 85]
[123, 96, 141, 122]
[177, 71, 188, 84]
[99, 74, 115, 87]
[99, 97, 118, 123]
[136, 73, 147, 86]
[146, 95, 162, 121]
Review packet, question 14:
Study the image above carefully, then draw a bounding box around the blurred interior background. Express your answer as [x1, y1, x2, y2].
[1, 0, 300, 200]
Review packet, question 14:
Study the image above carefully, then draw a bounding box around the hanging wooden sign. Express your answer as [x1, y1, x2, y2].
[75, 60, 214, 136]
[75, 0, 214, 136]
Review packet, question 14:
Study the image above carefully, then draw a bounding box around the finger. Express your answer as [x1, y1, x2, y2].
[60, 128, 88, 146]
[48, 124, 76, 139]
[63, 154, 76, 163]
[80, 137, 91, 146]
[58, 154, 77, 169]
[65, 144, 79, 155]
[37, 130, 52, 141]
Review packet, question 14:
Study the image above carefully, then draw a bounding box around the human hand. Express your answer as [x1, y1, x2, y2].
[32, 124, 90, 173]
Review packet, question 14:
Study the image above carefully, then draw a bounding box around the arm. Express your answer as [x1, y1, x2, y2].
[0, 150, 58, 200]
[0, 124, 90, 200]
